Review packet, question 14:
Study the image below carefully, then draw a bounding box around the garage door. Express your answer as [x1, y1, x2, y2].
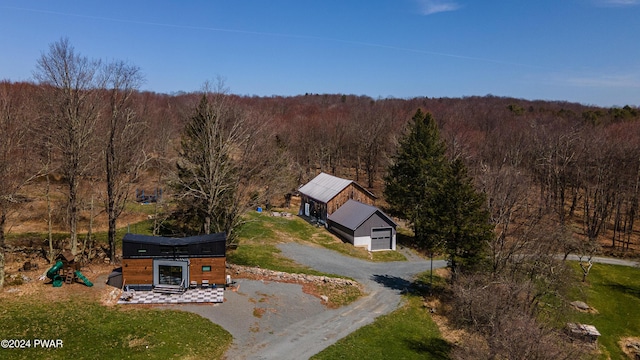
[371, 228, 392, 250]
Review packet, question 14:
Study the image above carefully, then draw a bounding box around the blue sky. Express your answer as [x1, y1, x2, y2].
[1, 0, 639, 106]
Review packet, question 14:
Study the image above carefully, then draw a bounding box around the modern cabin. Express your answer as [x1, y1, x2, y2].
[121, 233, 226, 290]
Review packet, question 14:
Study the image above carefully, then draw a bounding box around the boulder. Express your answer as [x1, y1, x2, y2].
[570, 300, 590, 310]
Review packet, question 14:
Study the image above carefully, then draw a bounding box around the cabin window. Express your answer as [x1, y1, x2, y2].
[202, 246, 212, 253]
[137, 249, 147, 253]
[175, 245, 188, 255]
[160, 246, 172, 254]
[202, 266, 211, 272]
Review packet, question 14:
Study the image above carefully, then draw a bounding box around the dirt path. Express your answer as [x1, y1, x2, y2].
[174, 243, 446, 360]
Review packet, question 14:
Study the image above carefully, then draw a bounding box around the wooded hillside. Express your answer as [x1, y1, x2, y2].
[2, 79, 640, 256]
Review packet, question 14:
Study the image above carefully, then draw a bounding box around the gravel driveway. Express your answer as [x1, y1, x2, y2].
[169, 243, 446, 360]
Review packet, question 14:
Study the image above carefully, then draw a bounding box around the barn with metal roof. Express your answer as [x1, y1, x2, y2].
[327, 200, 397, 251]
[298, 172, 376, 224]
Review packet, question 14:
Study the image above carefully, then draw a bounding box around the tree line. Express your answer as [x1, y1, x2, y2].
[1, 38, 639, 288]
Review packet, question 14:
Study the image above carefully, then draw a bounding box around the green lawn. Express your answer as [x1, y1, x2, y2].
[0, 297, 232, 360]
[233, 210, 406, 265]
[312, 295, 449, 360]
[568, 263, 640, 359]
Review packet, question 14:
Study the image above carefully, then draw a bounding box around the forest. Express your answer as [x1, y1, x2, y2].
[2, 83, 639, 244]
[2, 39, 640, 358]
[1, 50, 640, 261]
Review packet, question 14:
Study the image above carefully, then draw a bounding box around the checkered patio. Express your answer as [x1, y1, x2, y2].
[118, 287, 224, 305]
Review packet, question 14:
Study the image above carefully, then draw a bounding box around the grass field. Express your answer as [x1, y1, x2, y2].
[312, 288, 449, 359]
[0, 297, 232, 360]
[568, 263, 640, 359]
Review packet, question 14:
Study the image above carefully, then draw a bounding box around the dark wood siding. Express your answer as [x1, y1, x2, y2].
[326, 183, 375, 218]
[122, 258, 153, 285]
[190, 257, 226, 285]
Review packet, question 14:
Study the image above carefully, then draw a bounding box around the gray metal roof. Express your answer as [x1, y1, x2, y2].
[298, 172, 354, 203]
[328, 199, 397, 231]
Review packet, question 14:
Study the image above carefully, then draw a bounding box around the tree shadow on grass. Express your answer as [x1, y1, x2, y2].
[603, 282, 640, 300]
[397, 232, 414, 248]
[404, 337, 451, 360]
[371, 274, 412, 291]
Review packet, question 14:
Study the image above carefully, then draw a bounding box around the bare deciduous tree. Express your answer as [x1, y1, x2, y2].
[34, 38, 103, 255]
[0, 81, 38, 288]
[102, 60, 148, 263]
[450, 274, 582, 360]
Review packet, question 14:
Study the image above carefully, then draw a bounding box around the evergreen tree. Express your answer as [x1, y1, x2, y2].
[385, 109, 492, 276]
[438, 158, 493, 276]
[384, 109, 447, 253]
[172, 93, 240, 238]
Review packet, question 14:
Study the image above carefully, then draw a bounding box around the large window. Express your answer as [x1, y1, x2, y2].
[158, 265, 183, 285]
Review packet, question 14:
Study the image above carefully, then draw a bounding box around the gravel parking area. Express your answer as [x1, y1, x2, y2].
[169, 243, 446, 360]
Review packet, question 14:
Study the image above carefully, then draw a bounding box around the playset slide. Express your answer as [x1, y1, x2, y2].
[74, 270, 93, 287]
[46, 261, 64, 287]
[44, 261, 93, 287]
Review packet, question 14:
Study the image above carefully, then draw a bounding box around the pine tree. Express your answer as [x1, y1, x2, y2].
[438, 158, 493, 275]
[384, 109, 447, 253]
[172, 94, 240, 237]
[385, 109, 492, 276]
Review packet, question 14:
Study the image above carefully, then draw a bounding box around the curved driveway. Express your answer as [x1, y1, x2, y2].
[176, 243, 445, 360]
[246, 243, 446, 359]
[173, 245, 638, 359]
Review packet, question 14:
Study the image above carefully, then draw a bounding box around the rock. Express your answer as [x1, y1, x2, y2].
[570, 301, 590, 310]
[320, 295, 329, 302]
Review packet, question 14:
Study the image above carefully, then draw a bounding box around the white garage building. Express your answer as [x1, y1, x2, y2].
[327, 199, 397, 251]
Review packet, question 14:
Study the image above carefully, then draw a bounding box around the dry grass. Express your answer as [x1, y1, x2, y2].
[619, 337, 640, 359]
[5, 179, 155, 234]
[0, 258, 115, 304]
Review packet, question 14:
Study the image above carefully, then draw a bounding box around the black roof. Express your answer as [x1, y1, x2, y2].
[122, 233, 226, 246]
[122, 233, 227, 259]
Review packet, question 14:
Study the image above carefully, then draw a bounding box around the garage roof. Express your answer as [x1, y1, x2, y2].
[328, 200, 396, 231]
[298, 172, 375, 203]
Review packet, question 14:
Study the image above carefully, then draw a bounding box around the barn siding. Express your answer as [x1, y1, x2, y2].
[190, 257, 226, 285]
[122, 258, 153, 285]
[326, 183, 375, 217]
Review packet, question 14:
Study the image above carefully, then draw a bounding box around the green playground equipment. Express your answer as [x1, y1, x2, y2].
[45, 260, 93, 287]
[46, 261, 65, 287]
[74, 270, 93, 287]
